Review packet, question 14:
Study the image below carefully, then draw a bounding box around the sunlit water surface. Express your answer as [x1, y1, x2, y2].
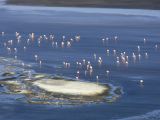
[0, 2, 160, 120]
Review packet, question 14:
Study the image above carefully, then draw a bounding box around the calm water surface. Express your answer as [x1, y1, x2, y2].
[0, 3, 160, 120]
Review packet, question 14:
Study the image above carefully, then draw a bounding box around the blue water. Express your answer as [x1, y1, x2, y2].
[0, 2, 160, 120]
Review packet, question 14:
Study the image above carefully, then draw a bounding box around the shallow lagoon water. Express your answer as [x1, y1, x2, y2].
[0, 2, 160, 120]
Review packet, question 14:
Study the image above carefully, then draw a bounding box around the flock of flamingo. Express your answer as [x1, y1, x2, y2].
[1, 31, 159, 85]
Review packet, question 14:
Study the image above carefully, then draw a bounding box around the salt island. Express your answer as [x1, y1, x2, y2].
[33, 78, 108, 96]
